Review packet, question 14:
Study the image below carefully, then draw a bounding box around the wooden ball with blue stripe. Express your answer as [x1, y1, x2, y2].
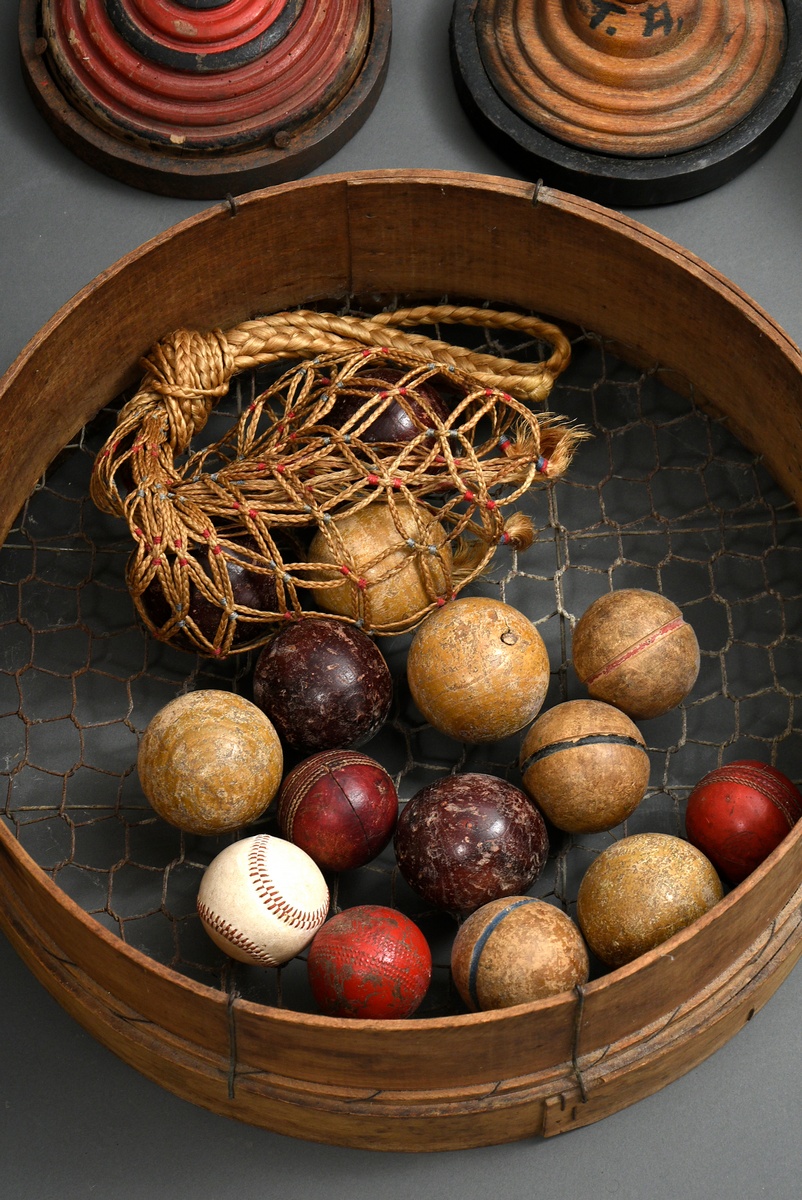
[519, 699, 649, 833]
[451, 896, 589, 1011]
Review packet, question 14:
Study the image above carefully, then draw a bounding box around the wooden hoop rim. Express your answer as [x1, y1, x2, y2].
[2, 171, 802, 1149]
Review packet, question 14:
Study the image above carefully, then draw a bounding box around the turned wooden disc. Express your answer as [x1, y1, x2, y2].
[450, 0, 802, 204]
[474, 0, 786, 158]
[19, 0, 392, 197]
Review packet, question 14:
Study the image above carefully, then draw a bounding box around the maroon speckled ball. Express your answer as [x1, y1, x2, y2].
[327, 367, 450, 443]
[393, 772, 549, 912]
[307, 905, 432, 1019]
[252, 617, 392, 755]
[277, 750, 399, 871]
[685, 760, 802, 884]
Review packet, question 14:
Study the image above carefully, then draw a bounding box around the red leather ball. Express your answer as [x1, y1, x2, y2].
[278, 750, 399, 871]
[685, 760, 802, 884]
[307, 905, 432, 1019]
[393, 772, 549, 912]
[252, 617, 392, 754]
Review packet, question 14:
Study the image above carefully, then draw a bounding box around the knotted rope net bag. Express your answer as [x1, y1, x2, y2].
[90, 304, 583, 655]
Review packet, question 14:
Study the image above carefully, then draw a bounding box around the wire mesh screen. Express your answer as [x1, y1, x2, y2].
[2, 309, 801, 1018]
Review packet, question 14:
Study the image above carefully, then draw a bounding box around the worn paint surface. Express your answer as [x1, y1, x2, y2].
[572, 588, 700, 719]
[407, 595, 550, 742]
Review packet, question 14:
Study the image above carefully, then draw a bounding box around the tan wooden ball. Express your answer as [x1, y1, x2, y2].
[138, 690, 283, 836]
[407, 596, 550, 743]
[572, 588, 700, 719]
[451, 896, 589, 1011]
[519, 699, 650, 833]
[576, 832, 723, 968]
[307, 500, 452, 630]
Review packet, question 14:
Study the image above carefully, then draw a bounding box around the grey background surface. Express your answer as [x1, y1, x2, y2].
[2, 3, 802, 1197]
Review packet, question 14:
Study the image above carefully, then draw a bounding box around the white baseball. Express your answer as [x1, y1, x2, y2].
[197, 834, 330, 967]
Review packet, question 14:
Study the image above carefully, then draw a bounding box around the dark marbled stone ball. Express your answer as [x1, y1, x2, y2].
[393, 772, 549, 913]
[252, 617, 393, 755]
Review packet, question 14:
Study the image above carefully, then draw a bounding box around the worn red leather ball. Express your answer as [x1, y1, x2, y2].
[278, 750, 399, 871]
[252, 617, 392, 755]
[307, 905, 432, 1019]
[393, 772, 549, 913]
[685, 760, 802, 884]
[326, 366, 450, 444]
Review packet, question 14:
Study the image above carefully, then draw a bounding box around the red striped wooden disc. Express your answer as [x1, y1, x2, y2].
[40, 0, 373, 150]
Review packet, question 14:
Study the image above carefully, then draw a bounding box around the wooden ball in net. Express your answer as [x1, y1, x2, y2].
[307, 499, 452, 632]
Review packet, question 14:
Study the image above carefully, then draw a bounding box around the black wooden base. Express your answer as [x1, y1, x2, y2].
[450, 0, 802, 208]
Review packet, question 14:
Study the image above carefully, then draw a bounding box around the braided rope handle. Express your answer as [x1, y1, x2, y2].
[226, 305, 571, 399]
[110, 304, 571, 455]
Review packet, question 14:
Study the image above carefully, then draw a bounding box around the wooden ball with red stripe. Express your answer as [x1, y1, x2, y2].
[451, 896, 589, 1011]
[307, 905, 432, 1018]
[519, 699, 649, 833]
[572, 589, 700, 720]
[685, 760, 802, 884]
[277, 750, 398, 872]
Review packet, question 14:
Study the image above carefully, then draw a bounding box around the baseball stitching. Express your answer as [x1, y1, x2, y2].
[197, 899, 281, 967]
[249, 835, 329, 931]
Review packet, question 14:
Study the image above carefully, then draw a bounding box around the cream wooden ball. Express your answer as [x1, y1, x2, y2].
[407, 596, 550, 742]
[307, 500, 451, 630]
[576, 832, 723, 968]
[138, 689, 283, 835]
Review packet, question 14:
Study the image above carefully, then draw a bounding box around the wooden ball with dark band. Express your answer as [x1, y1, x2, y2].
[451, 896, 589, 1011]
[572, 589, 700, 720]
[519, 699, 649, 833]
